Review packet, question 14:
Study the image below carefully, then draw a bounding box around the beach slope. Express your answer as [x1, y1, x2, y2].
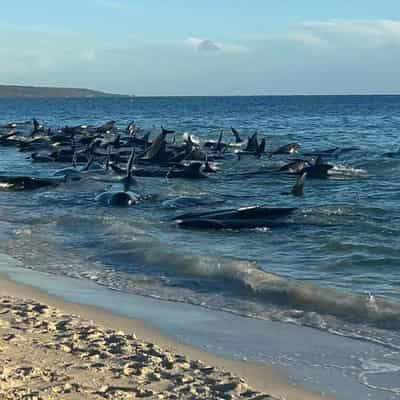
[0, 273, 327, 400]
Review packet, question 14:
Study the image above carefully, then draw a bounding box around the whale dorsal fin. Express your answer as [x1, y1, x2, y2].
[122, 149, 138, 191]
[217, 129, 223, 143]
[72, 151, 77, 168]
[246, 131, 258, 152]
[257, 138, 266, 157]
[126, 148, 136, 173]
[231, 127, 242, 143]
[105, 145, 112, 171]
[82, 156, 94, 171]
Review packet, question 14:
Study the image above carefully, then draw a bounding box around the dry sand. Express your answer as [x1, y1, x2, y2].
[0, 273, 331, 400]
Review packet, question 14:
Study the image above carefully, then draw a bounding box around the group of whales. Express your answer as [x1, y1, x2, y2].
[0, 118, 360, 229]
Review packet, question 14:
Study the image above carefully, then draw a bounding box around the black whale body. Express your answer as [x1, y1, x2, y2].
[0, 175, 64, 190]
[177, 218, 295, 229]
[174, 206, 296, 229]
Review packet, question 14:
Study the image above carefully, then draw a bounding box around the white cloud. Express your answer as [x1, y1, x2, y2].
[81, 50, 96, 62]
[186, 37, 248, 54]
[281, 32, 327, 47]
[292, 19, 400, 48]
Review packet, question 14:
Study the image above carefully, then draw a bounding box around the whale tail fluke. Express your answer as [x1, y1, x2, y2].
[291, 172, 307, 197]
[256, 138, 266, 158]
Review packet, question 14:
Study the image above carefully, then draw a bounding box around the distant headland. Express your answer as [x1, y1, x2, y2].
[0, 85, 131, 98]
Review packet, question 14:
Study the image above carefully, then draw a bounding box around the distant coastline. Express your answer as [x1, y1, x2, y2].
[0, 85, 131, 98]
[0, 86, 398, 98]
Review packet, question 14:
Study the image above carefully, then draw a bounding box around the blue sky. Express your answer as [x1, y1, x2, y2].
[1, 1, 400, 95]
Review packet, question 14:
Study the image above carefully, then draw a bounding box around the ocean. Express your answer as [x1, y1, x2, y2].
[0, 95, 400, 396]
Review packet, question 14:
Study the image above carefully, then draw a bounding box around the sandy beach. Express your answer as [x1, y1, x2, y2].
[0, 273, 329, 400]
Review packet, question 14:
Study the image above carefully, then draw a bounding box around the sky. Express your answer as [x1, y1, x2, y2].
[1, 0, 400, 96]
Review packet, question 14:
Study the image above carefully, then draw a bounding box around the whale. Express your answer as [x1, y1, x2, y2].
[272, 142, 300, 155]
[304, 156, 334, 178]
[95, 190, 140, 207]
[202, 155, 217, 173]
[96, 149, 140, 206]
[174, 206, 296, 222]
[302, 147, 339, 157]
[174, 205, 297, 230]
[279, 159, 311, 174]
[245, 131, 259, 152]
[236, 135, 266, 159]
[167, 162, 208, 179]
[0, 175, 63, 190]
[203, 130, 228, 152]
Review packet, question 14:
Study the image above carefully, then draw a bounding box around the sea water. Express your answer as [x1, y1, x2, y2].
[0, 95, 400, 397]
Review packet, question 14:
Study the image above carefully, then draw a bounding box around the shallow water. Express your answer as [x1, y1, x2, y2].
[0, 96, 400, 360]
[2, 257, 400, 400]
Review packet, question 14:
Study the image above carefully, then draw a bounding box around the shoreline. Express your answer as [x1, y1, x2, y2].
[0, 270, 328, 400]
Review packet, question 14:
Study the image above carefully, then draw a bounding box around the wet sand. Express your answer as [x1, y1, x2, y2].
[0, 272, 329, 400]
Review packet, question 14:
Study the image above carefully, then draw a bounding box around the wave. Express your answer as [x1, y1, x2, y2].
[239, 268, 400, 329]
[4, 212, 400, 334]
[6, 235, 400, 352]
[329, 164, 368, 178]
[357, 158, 400, 175]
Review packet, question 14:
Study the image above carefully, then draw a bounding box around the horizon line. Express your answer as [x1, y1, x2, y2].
[1, 84, 400, 98]
[129, 93, 400, 97]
